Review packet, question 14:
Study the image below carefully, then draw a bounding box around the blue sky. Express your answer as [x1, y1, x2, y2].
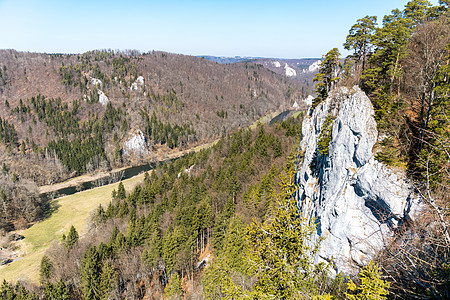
[0, 0, 440, 58]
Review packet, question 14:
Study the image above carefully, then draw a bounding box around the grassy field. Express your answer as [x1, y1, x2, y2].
[0, 173, 145, 283]
[291, 111, 305, 118]
[249, 111, 280, 130]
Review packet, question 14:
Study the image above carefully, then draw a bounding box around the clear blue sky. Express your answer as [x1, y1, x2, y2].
[0, 0, 440, 58]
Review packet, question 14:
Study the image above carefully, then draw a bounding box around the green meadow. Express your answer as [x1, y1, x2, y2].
[0, 173, 145, 283]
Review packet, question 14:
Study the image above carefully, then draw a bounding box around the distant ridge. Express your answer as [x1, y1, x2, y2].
[198, 55, 321, 65]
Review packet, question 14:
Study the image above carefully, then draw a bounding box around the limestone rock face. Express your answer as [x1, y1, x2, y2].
[123, 130, 148, 156]
[98, 90, 109, 106]
[295, 86, 421, 274]
[304, 95, 314, 106]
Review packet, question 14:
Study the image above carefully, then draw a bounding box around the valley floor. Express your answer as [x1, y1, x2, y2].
[0, 173, 145, 283]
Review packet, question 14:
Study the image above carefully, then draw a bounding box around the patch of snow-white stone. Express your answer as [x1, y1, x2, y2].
[123, 130, 148, 156]
[284, 63, 297, 77]
[130, 76, 145, 90]
[177, 165, 195, 178]
[272, 61, 281, 68]
[136, 76, 144, 85]
[304, 95, 314, 106]
[303, 60, 322, 73]
[91, 78, 102, 87]
[98, 90, 109, 106]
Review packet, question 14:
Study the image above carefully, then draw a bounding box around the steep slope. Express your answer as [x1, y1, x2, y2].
[0, 49, 305, 184]
[295, 86, 422, 274]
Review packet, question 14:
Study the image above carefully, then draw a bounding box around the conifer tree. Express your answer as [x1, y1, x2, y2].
[66, 225, 79, 248]
[44, 280, 71, 300]
[40, 256, 52, 284]
[81, 245, 101, 300]
[344, 16, 377, 71]
[346, 261, 390, 300]
[246, 156, 330, 299]
[313, 48, 341, 107]
[164, 272, 183, 300]
[417, 43, 450, 188]
[117, 182, 126, 199]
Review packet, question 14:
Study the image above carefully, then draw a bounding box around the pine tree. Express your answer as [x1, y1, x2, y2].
[44, 280, 71, 300]
[66, 225, 79, 248]
[246, 158, 330, 299]
[313, 48, 341, 107]
[99, 261, 115, 300]
[81, 245, 101, 300]
[164, 272, 183, 300]
[346, 261, 390, 300]
[40, 256, 52, 284]
[344, 15, 377, 71]
[417, 43, 450, 188]
[117, 182, 126, 199]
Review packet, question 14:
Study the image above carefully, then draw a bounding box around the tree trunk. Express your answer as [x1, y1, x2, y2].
[390, 52, 400, 95]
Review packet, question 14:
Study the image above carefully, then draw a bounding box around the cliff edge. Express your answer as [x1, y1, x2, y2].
[296, 86, 422, 274]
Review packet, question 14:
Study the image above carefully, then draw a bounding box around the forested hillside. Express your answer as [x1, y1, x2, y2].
[0, 50, 306, 232]
[0, 115, 315, 299]
[0, 50, 305, 186]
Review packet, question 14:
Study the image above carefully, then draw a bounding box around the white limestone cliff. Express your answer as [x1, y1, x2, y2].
[130, 76, 145, 90]
[304, 95, 314, 106]
[295, 86, 421, 274]
[284, 63, 297, 77]
[98, 90, 109, 106]
[303, 60, 321, 73]
[123, 130, 149, 156]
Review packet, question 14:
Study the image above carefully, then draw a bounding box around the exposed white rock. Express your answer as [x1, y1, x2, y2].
[177, 164, 195, 178]
[292, 101, 299, 109]
[136, 76, 144, 85]
[295, 86, 421, 274]
[304, 95, 314, 106]
[309, 60, 321, 72]
[303, 60, 321, 73]
[130, 75, 145, 90]
[91, 78, 102, 87]
[123, 130, 148, 156]
[272, 61, 281, 68]
[98, 90, 109, 106]
[284, 63, 297, 77]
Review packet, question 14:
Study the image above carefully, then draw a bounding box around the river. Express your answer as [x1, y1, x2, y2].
[40, 162, 160, 201]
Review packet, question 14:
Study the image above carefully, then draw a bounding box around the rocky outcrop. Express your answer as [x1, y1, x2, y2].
[123, 130, 148, 156]
[284, 63, 297, 77]
[130, 76, 145, 90]
[98, 90, 109, 106]
[295, 86, 421, 274]
[304, 95, 314, 106]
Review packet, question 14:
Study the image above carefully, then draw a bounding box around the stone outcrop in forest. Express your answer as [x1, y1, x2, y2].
[295, 86, 422, 274]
